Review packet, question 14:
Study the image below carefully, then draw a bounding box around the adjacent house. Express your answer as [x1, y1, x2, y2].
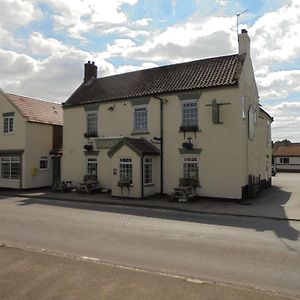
[62, 29, 273, 199]
[0, 90, 63, 189]
[273, 143, 300, 172]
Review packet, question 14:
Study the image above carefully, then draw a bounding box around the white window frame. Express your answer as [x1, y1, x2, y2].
[87, 157, 98, 175]
[181, 100, 198, 127]
[280, 157, 289, 164]
[183, 156, 199, 180]
[133, 105, 148, 132]
[119, 157, 132, 183]
[3, 116, 14, 133]
[0, 156, 20, 180]
[39, 156, 49, 170]
[86, 110, 98, 134]
[144, 158, 153, 185]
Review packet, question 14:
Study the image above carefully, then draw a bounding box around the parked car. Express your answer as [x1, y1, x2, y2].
[272, 165, 277, 176]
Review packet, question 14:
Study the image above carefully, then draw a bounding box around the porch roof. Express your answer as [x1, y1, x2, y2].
[108, 138, 160, 157]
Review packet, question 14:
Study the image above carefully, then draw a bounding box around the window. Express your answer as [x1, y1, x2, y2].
[86, 111, 98, 135]
[87, 157, 97, 175]
[182, 101, 198, 127]
[39, 156, 49, 170]
[280, 157, 289, 164]
[119, 158, 132, 183]
[134, 106, 147, 132]
[3, 116, 14, 133]
[183, 156, 199, 179]
[0, 157, 20, 180]
[144, 158, 152, 185]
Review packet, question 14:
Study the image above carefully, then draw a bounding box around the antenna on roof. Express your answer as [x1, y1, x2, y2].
[236, 9, 248, 37]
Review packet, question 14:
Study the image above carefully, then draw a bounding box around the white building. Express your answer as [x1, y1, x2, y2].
[62, 30, 273, 199]
[0, 90, 63, 189]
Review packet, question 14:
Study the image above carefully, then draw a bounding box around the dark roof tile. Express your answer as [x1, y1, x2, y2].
[64, 54, 243, 107]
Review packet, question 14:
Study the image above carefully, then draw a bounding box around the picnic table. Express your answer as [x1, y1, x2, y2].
[172, 185, 197, 202]
[77, 175, 102, 194]
[52, 180, 74, 192]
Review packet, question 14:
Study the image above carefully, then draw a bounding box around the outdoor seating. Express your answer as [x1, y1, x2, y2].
[171, 178, 199, 202]
[52, 180, 74, 193]
[77, 175, 102, 194]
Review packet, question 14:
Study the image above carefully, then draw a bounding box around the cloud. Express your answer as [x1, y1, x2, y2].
[0, 47, 115, 102]
[256, 70, 300, 100]
[250, 0, 300, 67]
[45, 0, 139, 40]
[265, 102, 300, 142]
[132, 18, 152, 26]
[115, 62, 159, 74]
[28, 32, 72, 56]
[124, 15, 236, 63]
[0, 0, 42, 28]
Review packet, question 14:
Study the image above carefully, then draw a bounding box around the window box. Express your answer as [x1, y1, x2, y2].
[118, 180, 132, 187]
[179, 177, 200, 187]
[179, 125, 199, 132]
[84, 131, 98, 138]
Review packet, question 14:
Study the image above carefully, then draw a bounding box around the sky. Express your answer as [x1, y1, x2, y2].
[0, 0, 299, 142]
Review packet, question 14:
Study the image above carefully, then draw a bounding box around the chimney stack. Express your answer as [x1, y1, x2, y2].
[84, 61, 97, 83]
[238, 29, 250, 56]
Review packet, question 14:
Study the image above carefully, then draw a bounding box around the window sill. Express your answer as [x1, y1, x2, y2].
[131, 130, 150, 135]
[144, 183, 154, 187]
[84, 132, 99, 138]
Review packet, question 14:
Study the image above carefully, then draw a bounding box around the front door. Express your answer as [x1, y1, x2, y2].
[52, 156, 61, 185]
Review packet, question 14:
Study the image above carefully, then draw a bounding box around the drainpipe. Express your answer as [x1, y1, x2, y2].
[153, 95, 164, 195]
[141, 154, 144, 198]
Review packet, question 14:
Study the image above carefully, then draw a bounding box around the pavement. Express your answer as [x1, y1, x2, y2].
[0, 244, 296, 300]
[0, 172, 299, 221]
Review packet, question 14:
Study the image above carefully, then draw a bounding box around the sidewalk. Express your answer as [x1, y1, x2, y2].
[1, 173, 299, 221]
[0, 244, 295, 300]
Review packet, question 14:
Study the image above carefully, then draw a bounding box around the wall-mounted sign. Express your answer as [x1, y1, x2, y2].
[96, 138, 122, 149]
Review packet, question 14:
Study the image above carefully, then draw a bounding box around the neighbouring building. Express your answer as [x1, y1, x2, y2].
[273, 143, 300, 172]
[0, 90, 63, 189]
[62, 29, 273, 199]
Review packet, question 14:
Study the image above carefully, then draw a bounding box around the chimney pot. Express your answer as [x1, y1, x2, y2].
[241, 29, 247, 34]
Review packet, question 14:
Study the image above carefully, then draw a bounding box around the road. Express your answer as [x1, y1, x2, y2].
[0, 196, 299, 297]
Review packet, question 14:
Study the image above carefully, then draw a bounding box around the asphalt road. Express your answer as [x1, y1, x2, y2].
[0, 196, 299, 297]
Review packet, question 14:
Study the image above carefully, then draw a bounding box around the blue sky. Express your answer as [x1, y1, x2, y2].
[0, 0, 299, 141]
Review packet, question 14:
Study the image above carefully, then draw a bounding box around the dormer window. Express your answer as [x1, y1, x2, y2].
[3, 112, 14, 133]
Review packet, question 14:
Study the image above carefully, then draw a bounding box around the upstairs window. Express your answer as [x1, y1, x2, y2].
[133, 106, 147, 132]
[39, 156, 49, 170]
[3, 115, 14, 133]
[182, 101, 198, 127]
[119, 158, 132, 183]
[86, 111, 98, 136]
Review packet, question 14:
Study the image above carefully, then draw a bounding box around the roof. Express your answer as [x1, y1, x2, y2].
[273, 144, 300, 157]
[5, 93, 63, 126]
[259, 106, 273, 121]
[64, 54, 244, 107]
[108, 137, 160, 157]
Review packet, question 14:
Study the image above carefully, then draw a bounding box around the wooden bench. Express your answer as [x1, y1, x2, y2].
[77, 175, 102, 194]
[171, 178, 199, 202]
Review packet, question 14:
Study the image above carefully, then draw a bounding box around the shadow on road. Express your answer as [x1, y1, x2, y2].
[16, 184, 299, 242]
